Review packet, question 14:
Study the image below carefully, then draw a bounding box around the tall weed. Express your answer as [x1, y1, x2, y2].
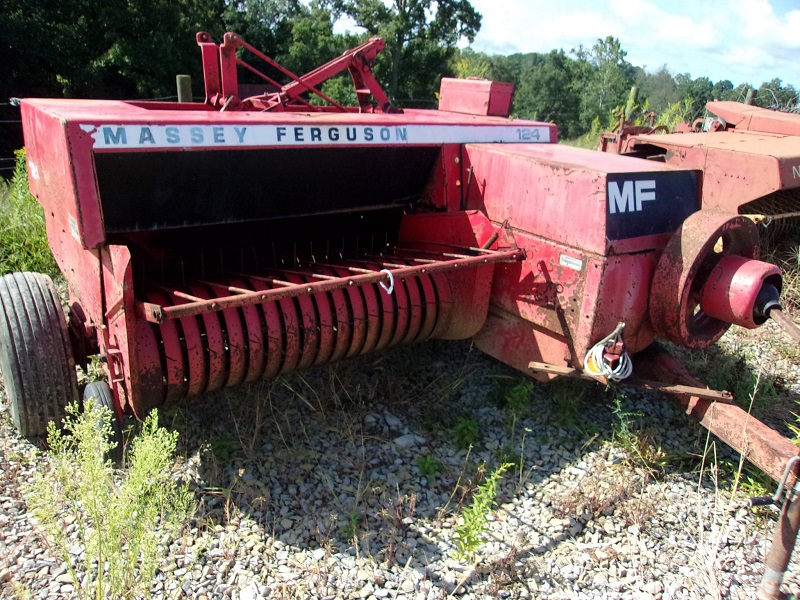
[27, 402, 192, 600]
[0, 149, 58, 276]
[452, 463, 510, 560]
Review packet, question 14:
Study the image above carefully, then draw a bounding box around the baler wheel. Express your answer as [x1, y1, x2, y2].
[649, 211, 760, 349]
[83, 381, 123, 464]
[0, 272, 79, 436]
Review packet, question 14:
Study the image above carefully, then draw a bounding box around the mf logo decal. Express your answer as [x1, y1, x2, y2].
[605, 171, 699, 241]
[608, 180, 656, 214]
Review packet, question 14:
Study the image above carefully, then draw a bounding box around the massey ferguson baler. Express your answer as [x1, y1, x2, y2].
[5, 33, 800, 597]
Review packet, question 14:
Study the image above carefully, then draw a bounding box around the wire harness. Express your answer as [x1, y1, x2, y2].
[583, 321, 633, 381]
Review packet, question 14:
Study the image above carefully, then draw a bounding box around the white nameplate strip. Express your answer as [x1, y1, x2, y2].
[82, 123, 552, 149]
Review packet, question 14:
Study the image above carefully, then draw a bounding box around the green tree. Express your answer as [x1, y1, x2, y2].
[637, 65, 680, 114]
[755, 78, 798, 111]
[222, 0, 303, 69]
[451, 47, 491, 79]
[285, 1, 360, 75]
[576, 36, 636, 129]
[0, 0, 225, 99]
[675, 73, 713, 120]
[336, 0, 482, 103]
[711, 78, 734, 101]
[515, 50, 583, 138]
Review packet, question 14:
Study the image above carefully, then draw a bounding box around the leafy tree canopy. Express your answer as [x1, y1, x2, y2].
[1, 0, 797, 141]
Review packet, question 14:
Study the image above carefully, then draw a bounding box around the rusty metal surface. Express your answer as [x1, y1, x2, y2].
[623, 379, 733, 403]
[132, 268, 475, 407]
[200, 32, 394, 113]
[464, 143, 695, 257]
[634, 345, 800, 483]
[138, 248, 521, 324]
[707, 101, 800, 137]
[758, 489, 800, 600]
[771, 309, 800, 345]
[649, 211, 760, 348]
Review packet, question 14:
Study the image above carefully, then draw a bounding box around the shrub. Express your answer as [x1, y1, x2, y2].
[0, 149, 58, 276]
[27, 402, 192, 600]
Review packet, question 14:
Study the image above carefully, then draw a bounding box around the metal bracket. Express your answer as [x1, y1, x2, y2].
[750, 456, 800, 508]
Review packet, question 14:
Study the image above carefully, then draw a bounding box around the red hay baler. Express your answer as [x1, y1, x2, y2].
[4, 33, 800, 598]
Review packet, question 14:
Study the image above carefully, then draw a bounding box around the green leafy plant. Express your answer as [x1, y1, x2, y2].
[451, 416, 480, 449]
[548, 377, 594, 431]
[504, 381, 533, 415]
[452, 463, 510, 561]
[27, 402, 192, 600]
[0, 149, 58, 276]
[342, 511, 361, 541]
[611, 391, 667, 473]
[208, 436, 235, 462]
[416, 454, 443, 479]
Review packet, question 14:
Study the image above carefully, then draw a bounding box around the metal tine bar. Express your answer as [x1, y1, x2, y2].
[407, 258, 438, 264]
[173, 290, 205, 302]
[267, 268, 338, 281]
[396, 247, 472, 259]
[399, 241, 509, 255]
[371, 252, 438, 265]
[360, 255, 413, 269]
[150, 284, 206, 303]
[215, 274, 296, 288]
[193, 278, 295, 294]
[398, 245, 498, 257]
[138, 248, 524, 323]
[227, 286, 252, 295]
[307, 261, 382, 276]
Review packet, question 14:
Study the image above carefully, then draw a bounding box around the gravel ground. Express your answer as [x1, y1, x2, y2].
[2, 329, 800, 599]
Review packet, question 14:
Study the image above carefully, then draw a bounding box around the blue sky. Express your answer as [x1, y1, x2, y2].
[466, 0, 800, 87]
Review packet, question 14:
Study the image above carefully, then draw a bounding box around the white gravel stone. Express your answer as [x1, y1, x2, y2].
[2, 338, 800, 599]
[393, 433, 426, 448]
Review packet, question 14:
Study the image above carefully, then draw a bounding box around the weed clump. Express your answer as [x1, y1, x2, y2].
[452, 463, 510, 561]
[0, 149, 58, 276]
[27, 402, 192, 600]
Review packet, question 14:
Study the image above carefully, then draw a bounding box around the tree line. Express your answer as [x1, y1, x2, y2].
[1, 0, 797, 144]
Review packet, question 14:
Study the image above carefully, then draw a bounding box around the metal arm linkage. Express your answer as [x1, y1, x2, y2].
[196, 31, 400, 113]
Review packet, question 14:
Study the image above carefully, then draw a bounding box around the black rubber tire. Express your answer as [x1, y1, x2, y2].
[0, 272, 79, 437]
[83, 381, 124, 464]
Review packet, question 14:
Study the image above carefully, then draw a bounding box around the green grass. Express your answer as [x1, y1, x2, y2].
[0, 149, 58, 276]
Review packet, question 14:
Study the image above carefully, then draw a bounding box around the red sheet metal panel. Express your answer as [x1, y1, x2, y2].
[625, 130, 800, 212]
[187, 283, 228, 393]
[707, 101, 800, 137]
[439, 78, 514, 118]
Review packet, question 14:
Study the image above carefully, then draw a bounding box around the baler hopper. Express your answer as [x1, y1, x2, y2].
[4, 33, 800, 598]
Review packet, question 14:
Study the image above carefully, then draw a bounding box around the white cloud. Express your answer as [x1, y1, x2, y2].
[467, 0, 799, 86]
